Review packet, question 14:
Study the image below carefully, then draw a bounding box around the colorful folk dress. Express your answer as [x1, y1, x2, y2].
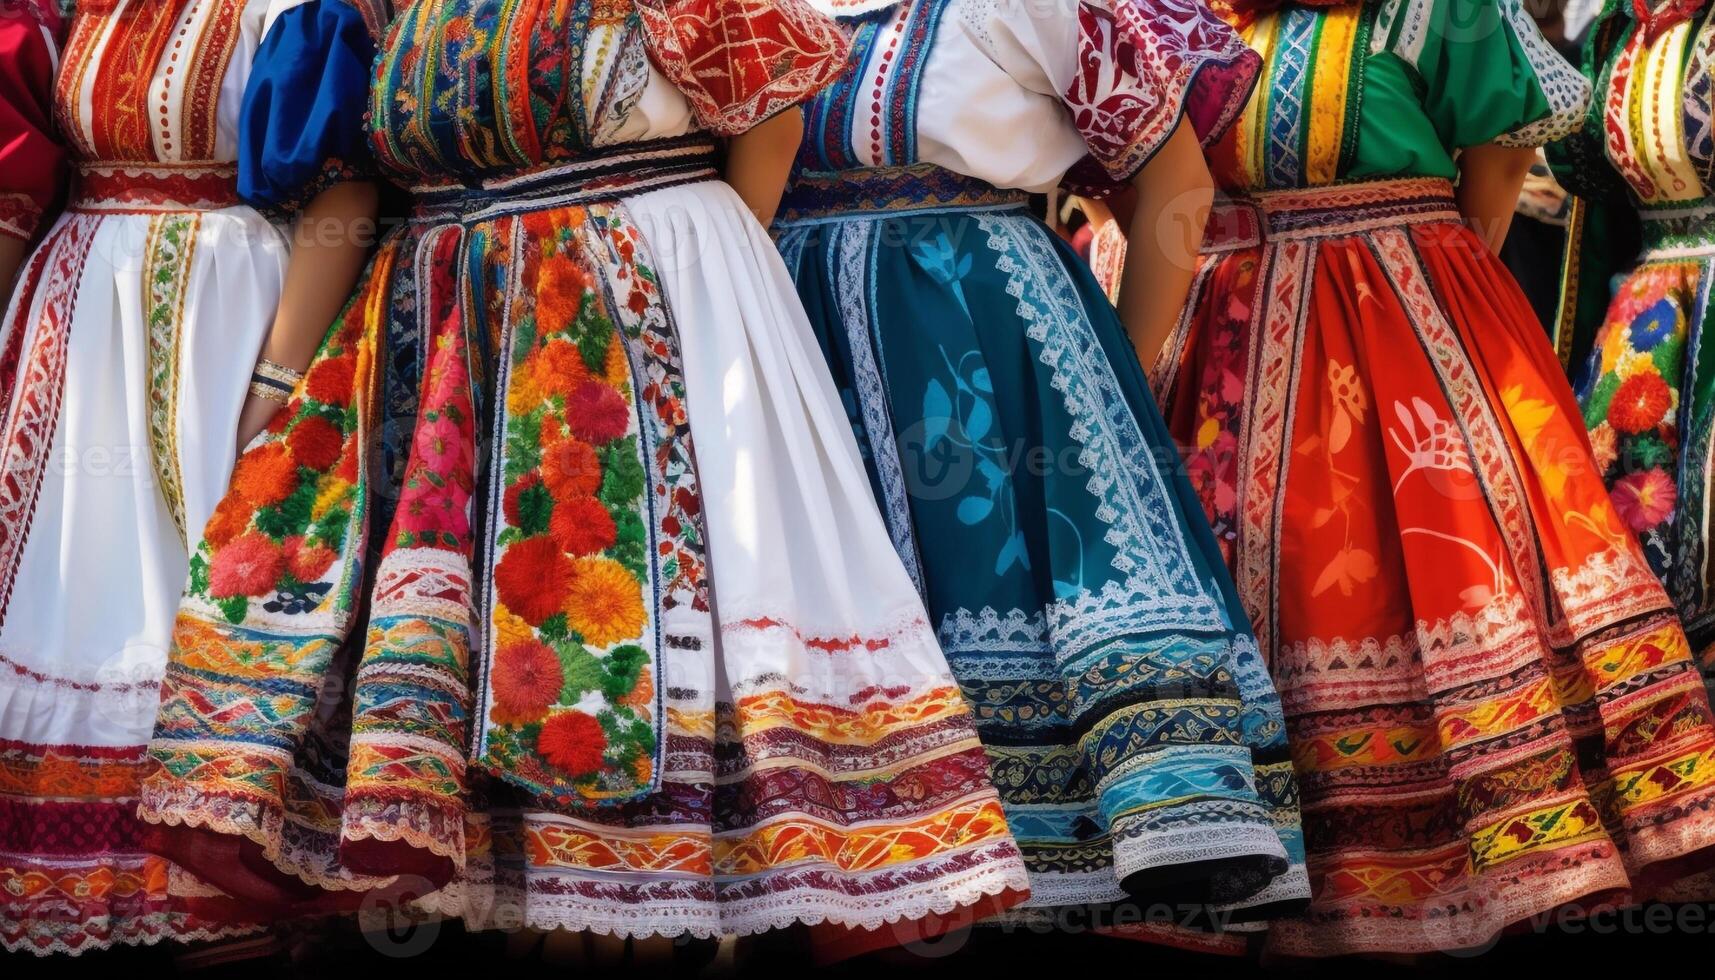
[1153, 0, 1715, 957]
[779, 0, 1310, 933]
[138, 0, 1032, 939]
[0, 0, 385, 956]
[1554, 1, 1715, 655]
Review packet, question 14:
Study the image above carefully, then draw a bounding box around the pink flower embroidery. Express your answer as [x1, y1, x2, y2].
[1611, 468, 1677, 532]
[399, 475, 471, 539]
[415, 412, 473, 478]
[209, 532, 286, 599]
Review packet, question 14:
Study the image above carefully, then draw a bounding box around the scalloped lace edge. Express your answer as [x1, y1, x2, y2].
[413, 862, 1033, 940]
[140, 794, 462, 894]
[0, 922, 262, 959]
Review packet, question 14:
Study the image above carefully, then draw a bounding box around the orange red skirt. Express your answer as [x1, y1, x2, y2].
[1155, 178, 1715, 956]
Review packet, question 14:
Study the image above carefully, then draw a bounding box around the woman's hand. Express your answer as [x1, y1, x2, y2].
[1119, 121, 1215, 372]
[234, 392, 286, 451]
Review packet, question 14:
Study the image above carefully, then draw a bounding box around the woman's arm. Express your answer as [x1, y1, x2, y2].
[234, 180, 380, 448]
[1118, 122, 1214, 371]
[0, 237, 27, 304]
[723, 108, 804, 228]
[1455, 143, 1537, 254]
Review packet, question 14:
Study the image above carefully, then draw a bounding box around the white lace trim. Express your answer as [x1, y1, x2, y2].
[975, 213, 1229, 655]
[831, 219, 928, 597]
[1494, 0, 1592, 148]
[1271, 550, 1678, 712]
[1016, 868, 1128, 908]
[138, 766, 464, 895]
[1109, 821, 1287, 884]
[411, 842, 1031, 939]
[0, 921, 261, 959]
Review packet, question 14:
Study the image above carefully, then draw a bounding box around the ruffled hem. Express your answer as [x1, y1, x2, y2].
[138, 772, 464, 903]
[1268, 839, 1634, 957]
[1, 920, 262, 959]
[440, 840, 1032, 940]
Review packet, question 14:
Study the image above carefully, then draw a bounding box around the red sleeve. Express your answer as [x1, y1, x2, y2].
[0, 0, 64, 243]
[635, 0, 851, 137]
[1061, 0, 1259, 193]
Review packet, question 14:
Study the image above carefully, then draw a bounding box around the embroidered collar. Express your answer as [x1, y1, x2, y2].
[805, 0, 910, 17]
[1633, 0, 1706, 40]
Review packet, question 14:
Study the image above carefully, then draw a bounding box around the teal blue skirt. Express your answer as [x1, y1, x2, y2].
[776, 166, 1309, 920]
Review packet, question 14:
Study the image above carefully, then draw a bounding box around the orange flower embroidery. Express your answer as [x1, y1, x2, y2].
[566, 556, 647, 647]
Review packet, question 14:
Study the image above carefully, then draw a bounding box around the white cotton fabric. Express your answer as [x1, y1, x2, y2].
[811, 0, 1093, 193]
[0, 209, 285, 751]
[622, 180, 961, 703]
[0, 0, 290, 752]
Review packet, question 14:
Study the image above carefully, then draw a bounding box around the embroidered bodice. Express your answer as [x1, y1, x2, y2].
[54, 0, 377, 165]
[49, 0, 384, 210]
[369, 0, 848, 187]
[1208, 0, 1588, 192]
[796, 0, 1259, 195]
[1596, 10, 1715, 207]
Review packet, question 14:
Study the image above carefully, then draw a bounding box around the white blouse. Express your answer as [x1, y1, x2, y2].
[806, 0, 1259, 192]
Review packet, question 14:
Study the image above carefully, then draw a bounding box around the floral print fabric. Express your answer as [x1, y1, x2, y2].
[141, 0, 1032, 939]
[482, 212, 670, 804]
[1158, 179, 1715, 957]
[1579, 261, 1702, 574]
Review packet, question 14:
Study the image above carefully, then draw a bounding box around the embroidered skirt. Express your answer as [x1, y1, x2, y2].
[776, 163, 1310, 928]
[0, 164, 273, 955]
[1156, 177, 1715, 956]
[136, 140, 1030, 938]
[1574, 203, 1715, 655]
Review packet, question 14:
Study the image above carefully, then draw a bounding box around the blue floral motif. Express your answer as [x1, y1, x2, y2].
[1630, 297, 1680, 352]
[910, 232, 974, 318]
[922, 346, 1030, 576]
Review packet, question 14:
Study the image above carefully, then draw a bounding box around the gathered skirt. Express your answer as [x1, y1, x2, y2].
[0, 167, 279, 955]
[776, 164, 1309, 925]
[136, 147, 1031, 939]
[1156, 177, 1715, 956]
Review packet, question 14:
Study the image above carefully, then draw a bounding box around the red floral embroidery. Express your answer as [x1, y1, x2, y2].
[636, 0, 851, 136]
[1064, 0, 1259, 190]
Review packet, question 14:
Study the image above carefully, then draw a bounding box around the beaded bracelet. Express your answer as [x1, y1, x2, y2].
[249, 358, 303, 405]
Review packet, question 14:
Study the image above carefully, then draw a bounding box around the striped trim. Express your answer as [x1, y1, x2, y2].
[1304, 5, 1359, 185]
[142, 212, 199, 541]
[409, 137, 719, 223]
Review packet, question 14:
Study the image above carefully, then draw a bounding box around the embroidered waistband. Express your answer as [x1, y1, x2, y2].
[408, 137, 721, 224]
[70, 162, 241, 213]
[1637, 200, 1715, 257]
[774, 164, 1030, 226]
[1204, 178, 1462, 250]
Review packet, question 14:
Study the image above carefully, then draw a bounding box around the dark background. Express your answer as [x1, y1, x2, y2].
[7, 903, 1714, 979]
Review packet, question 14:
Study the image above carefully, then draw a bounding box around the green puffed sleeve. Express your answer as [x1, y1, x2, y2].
[1378, 0, 1591, 150]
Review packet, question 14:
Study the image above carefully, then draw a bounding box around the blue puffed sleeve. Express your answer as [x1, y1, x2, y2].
[239, 0, 381, 215]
